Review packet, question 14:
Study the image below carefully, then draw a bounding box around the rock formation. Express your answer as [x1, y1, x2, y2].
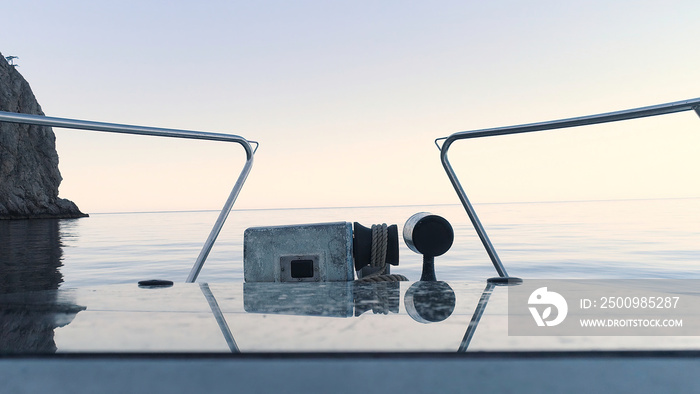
[0, 52, 86, 219]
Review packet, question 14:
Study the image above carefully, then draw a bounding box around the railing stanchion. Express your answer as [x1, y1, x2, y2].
[0, 111, 256, 283]
[437, 97, 700, 279]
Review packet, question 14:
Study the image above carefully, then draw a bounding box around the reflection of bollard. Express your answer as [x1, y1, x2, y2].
[404, 281, 456, 323]
[403, 212, 454, 281]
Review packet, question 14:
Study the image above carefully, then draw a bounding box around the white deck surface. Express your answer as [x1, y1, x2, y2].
[3, 280, 700, 393]
[2, 280, 700, 352]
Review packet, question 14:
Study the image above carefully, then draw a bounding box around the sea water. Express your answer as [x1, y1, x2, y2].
[1, 198, 699, 289]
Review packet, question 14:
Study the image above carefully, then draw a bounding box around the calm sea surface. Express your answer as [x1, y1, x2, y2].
[1, 198, 699, 290]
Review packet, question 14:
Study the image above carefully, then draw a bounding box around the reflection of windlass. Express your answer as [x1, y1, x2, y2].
[354, 282, 401, 316]
[0, 219, 83, 353]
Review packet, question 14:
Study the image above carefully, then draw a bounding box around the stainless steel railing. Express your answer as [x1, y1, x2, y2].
[436, 98, 700, 281]
[0, 110, 257, 283]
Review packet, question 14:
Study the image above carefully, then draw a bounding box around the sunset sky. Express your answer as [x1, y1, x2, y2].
[4, 0, 700, 213]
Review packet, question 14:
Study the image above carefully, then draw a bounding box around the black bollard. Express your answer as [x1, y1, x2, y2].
[403, 212, 454, 281]
[420, 255, 437, 282]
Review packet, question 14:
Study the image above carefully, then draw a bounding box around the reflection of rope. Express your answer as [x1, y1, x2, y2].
[357, 273, 408, 282]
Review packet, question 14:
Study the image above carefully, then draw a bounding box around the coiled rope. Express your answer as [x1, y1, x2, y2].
[370, 223, 388, 269]
[357, 223, 408, 282]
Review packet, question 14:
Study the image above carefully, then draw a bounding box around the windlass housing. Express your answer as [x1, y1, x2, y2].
[243, 221, 399, 282]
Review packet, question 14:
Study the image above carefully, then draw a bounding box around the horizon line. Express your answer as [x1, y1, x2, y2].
[84, 196, 700, 216]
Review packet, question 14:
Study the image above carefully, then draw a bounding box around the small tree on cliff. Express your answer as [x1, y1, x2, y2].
[5, 56, 18, 67]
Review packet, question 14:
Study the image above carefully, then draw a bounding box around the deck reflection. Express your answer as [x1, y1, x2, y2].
[3, 277, 700, 353]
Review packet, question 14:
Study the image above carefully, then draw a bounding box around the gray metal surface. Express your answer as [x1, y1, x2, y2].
[0, 111, 256, 283]
[3, 353, 700, 394]
[243, 222, 354, 282]
[436, 97, 700, 279]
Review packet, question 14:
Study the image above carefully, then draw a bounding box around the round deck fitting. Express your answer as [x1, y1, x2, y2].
[487, 276, 523, 285]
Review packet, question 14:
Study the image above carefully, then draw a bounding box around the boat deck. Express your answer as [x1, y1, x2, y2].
[4, 280, 700, 352]
[2, 280, 700, 393]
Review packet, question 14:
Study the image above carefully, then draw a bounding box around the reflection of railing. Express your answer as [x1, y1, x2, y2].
[0, 111, 257, 283]
[458, 281, 495, 352]
[435, 98, 700, 280]
[201, 283, 239, 352]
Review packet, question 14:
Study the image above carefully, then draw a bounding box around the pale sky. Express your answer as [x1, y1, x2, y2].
[4, 0, 700, 213]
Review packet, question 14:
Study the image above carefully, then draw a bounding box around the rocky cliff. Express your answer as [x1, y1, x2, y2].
[0, 52, 86, 219]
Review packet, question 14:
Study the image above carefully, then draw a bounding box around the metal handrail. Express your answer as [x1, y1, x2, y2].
[0, 110, 257, 283]
[436, 98, 700, 279]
